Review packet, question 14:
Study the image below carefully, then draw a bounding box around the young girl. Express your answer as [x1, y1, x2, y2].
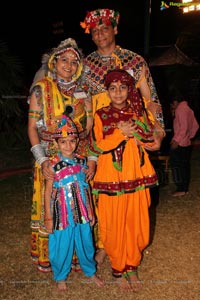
[44, 115, 104, 291]
[89, 69, 159, 292]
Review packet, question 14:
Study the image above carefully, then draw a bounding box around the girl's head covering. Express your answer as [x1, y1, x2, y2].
[104, 69, 134, 88]
[48, 38, 84, 81]
[104, 69, 144, 116]
[80, 8, 120, 33]
[52, 114, 78, 139]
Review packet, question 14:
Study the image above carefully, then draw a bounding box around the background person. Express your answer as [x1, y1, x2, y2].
[170, 96, 199, 197]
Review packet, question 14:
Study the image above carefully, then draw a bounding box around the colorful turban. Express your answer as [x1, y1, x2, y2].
[52, 115, 78, 139]
[104, 69, 144, 117]
[80, 8, 120, 33]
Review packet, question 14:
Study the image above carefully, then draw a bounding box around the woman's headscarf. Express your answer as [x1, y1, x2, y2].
[48, 38, 84, 81]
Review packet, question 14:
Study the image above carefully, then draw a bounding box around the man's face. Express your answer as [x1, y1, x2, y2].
[91, 23, 117, 49]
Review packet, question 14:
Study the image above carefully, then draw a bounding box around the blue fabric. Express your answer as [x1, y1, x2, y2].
[49, 223, 96, 281]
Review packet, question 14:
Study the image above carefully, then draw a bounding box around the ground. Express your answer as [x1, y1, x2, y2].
[0, 147, 200, 300]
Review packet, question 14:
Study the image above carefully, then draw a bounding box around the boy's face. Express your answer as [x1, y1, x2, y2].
[56, 136, 78, 158]
[107, 80, 129, 109]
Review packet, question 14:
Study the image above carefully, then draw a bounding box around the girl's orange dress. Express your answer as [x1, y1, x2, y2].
[89, 104, 158, 275]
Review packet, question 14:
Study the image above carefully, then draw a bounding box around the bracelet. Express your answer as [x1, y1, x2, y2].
[86, 111, 93, 117]
[44, 218, 52, 221]
[28, 109, 41, 120]
[38, 157, 49, 165]
[87, 155, 98, 162]
[31, 144, 49, 166]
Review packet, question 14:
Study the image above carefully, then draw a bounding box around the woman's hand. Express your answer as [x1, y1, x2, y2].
[44, 217, 53, 233]
[42, 160, 55, 180]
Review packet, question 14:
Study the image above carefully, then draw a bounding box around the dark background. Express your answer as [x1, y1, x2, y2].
[1, 0, 199, 141]
[1, 0, 196, 86]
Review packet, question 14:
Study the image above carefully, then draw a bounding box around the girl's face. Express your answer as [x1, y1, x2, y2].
[56, 50, 79, 82]
[56, 136, 78, 158]
[107, 80, 129, 109]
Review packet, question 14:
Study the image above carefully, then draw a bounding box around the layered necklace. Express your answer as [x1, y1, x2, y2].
[57, 78, 76, 97]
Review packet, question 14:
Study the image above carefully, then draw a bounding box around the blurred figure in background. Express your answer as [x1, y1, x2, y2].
[170, 96, 199, 197]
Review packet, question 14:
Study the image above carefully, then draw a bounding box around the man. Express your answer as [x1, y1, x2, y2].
[80, 8, 165, 266]
[170, 97, 199, 197]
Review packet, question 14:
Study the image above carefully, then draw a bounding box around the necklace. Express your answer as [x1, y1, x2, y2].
[57, 79, 76, 93]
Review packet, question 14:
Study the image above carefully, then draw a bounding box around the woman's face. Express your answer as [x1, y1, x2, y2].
[56, 49, 80, 82]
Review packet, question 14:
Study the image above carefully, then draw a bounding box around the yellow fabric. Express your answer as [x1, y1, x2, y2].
[111, 53, 123, 69]
[92, 92, 111, 115]
[143, 96, 155, 124]
[135, 76, 145, 89]
[38, 78, 65, 119]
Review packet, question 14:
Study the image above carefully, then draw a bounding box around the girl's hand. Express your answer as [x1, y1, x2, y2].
[118, 120, 136, 138]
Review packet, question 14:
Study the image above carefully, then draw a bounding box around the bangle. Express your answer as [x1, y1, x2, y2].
[31, 144, 49, 166]
[44, 218, 52, 221]
[28, 109, 41, 120]
[38, 157, 49, 165]
[86, 111, 93, 117]
[88, 155, 98, 162]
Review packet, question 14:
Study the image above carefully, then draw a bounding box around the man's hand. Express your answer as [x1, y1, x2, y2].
[170, 140, 179, 150]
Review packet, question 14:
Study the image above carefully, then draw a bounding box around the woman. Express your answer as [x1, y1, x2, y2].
[28, 38, 95, 272]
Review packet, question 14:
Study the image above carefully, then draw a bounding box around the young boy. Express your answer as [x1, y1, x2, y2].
[44, 114, 104, 291]
[89, 69, 159, 291]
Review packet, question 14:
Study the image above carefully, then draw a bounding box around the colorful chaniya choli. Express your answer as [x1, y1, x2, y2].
[30, 76, 90, 272]
[50, 153, 93, 230]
